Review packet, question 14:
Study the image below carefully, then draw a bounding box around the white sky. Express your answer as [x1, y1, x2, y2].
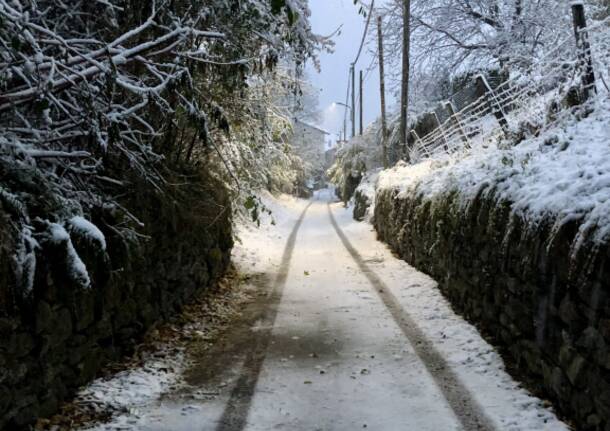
[306, 0, 394, 138]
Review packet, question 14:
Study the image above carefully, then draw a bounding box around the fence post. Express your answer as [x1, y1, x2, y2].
[444, 101, 470, 148]
[476, 75, 509, 134]
[433, 112, 449, 151]
[409, 129, 423, 158]
[410, 129, 422, 144]
[571, 2, 596, 100]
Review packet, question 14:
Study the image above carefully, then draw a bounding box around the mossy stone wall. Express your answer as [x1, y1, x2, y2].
[374, 187, 610, 431]
[0, 178, 233, 429]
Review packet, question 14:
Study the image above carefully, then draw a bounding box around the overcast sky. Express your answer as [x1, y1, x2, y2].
[305, 0, 393, 138]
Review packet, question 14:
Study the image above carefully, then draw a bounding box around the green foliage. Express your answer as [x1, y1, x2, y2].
[272, 0, 286, 14]
[243, 194, 273, 227]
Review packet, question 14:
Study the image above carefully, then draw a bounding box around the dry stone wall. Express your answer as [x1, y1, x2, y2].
[374, 186, 610, 431]
[0, 180, 233, 430]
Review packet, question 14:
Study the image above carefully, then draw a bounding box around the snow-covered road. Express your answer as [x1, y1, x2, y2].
[82, 191, 569, 431]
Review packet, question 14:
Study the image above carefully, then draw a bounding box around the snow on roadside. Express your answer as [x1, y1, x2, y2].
[78, 349, 186, 430]
[67, 191, 308, 431]
[233, 190, 309, 274]
[377, 98, 610, 248]
[352, 169, 381, 222]
[332, 204, 569, 431]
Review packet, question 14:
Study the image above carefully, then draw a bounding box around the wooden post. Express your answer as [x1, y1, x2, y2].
[359, 70, 364, 136]
[377, 16, 389, 168]
[476, 75, 509, 134]
[351, 64, 356, 138]
[445, 101, 470, 147]
[410, 129, 422, 143]
[433, 112, 449, 151]
[571, 2, 596, 100]
[410, 129, 426, 159]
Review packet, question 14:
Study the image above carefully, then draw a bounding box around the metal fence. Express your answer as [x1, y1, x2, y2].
[409, 11, 610, 163]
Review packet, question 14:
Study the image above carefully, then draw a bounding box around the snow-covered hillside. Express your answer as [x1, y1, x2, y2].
[376, 98, 610, 248]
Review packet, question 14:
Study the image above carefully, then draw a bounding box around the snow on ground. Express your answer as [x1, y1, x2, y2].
[233, 190, 309, 273]
[331, 203, 569, 431]
[378, 98, 610, 248]
[352, 168, 381, 222]
[229, 192, 568, 430]
[69, 190, 569, 430]
[79, 350, 186, 430]
[71, 191, 308, 431]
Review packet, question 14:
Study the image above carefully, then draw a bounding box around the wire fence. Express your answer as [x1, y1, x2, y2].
[409, 15, 610, 163]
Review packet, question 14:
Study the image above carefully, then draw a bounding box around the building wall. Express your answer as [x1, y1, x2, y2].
[291, 122, 327, 173]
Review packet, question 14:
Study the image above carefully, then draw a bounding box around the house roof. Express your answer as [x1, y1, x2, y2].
[294, 118, 330, 135]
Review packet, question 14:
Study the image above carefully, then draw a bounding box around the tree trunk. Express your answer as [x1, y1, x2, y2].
[399, 0, 411, 163]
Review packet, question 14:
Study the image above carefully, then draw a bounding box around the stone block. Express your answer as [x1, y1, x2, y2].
[35, 301, 53, 334]
[566, 355, 588, 387]
[594, 388, 610, 418]
[0, 385, 12, 416]
[7, 332, 35, 358]
[559, 295, 580, 325]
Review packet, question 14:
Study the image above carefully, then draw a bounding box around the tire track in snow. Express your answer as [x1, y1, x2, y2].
[215, 202, 312, 431]
[327, 204, 496, 431]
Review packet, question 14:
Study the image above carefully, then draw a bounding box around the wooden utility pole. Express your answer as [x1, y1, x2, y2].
[377, 15, 389, 168]
[399, 0, 411, 162]
[571, 2, 596, 100]
[359, 70, 364, 136]
[351, 64, 356, 138]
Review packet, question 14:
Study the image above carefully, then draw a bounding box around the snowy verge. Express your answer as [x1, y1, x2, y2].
[377, 99, 610, 249]
[332, 205, 569, 431]
[233, 190, 309, 274]
[77, 349, 186, 430]
[352, 169, 380, 222]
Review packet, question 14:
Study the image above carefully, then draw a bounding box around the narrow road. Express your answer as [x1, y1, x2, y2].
[215, 199, 489, 430]
[123, 193, 566, 431]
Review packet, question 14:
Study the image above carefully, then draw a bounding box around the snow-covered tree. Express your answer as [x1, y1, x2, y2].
[0, 0, 321, 296]
[374, 0, 603, 106]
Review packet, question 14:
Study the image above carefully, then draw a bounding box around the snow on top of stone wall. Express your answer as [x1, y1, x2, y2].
[377, 98, 610, 247]
[69, 216, 107, 251]
[49, 223, 92, 288]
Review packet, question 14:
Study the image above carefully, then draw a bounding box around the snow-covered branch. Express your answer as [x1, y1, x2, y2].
[0, 0, 320, 296]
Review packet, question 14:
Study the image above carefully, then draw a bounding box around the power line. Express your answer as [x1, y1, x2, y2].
[353, 0, 376, 66]
[345, 0, 376, 138]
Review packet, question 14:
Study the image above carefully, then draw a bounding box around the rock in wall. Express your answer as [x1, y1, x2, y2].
[374, 186, 610, 431]
[0, 175, 233, 429]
